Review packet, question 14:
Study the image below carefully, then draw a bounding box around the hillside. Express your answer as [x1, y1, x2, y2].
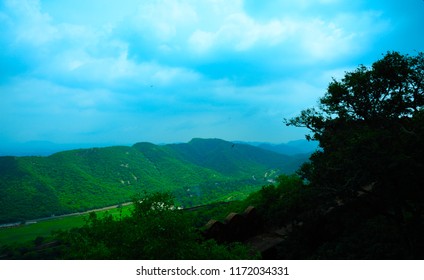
[0, 138, 309, 224]
[248, 140, 319, 156]
[164, 138, 302, 176]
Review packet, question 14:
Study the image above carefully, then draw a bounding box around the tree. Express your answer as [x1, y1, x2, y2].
[57, 192, 256, 259]
[285, 52, 424, 256]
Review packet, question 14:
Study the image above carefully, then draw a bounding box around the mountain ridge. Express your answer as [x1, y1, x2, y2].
[0, 138, 317, 157]
[0, 138, 310, 223]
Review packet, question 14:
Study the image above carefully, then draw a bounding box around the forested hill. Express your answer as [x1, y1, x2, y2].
[154, 138, 305, 176]
[0, 138, 309, 224]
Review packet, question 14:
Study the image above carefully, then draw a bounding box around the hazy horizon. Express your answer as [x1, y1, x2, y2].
[0, 137, 320, 157]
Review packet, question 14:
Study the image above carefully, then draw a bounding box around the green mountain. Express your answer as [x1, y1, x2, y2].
[0, 138, 309, 224]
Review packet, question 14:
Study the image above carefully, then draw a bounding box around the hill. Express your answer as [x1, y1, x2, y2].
[241, 139, 319, 156]
[0, 138, 309, 224]
[0, 141, 117, 157]
[165, 138, 301, 176]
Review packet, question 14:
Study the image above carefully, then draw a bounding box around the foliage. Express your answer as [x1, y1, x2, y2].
[281, 51, 424, 259]
[245, 174, 317, 227]
[0, 204, 133, 246]
[57, 192, 256, 260]
[286, 51, 424, 206]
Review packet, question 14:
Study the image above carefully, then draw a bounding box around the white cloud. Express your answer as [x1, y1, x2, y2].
[1, 0, 408, 145]
[183, 2, 388, 64]
[300, 0, 341, 5]
[3, 0, 389, 85]
[131, 0, 199, 42]
[189, 30, 215, 54]
[3, 0, 58, 46]
[296, 18, 357, 60]
[34, 49, 201, 91]
[1, 0, 201, 89]
[189, 13, 286, 54]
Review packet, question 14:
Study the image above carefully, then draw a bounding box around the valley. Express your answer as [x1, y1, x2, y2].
[0, 138, 311, 224]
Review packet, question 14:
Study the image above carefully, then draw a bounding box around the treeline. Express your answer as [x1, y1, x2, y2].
[1, 192, 257, 260]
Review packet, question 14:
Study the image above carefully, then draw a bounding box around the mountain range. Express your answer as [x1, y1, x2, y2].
[238, 139, 319, 156]
[0, 139, 318, 157]
[0, 138, 311, 223]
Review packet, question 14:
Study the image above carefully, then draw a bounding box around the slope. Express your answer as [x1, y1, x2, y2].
[165, 138, 305, 176]
[0, 139, 307, 224]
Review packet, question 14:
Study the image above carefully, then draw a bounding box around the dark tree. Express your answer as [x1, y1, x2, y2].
[285, 52, 424, 257]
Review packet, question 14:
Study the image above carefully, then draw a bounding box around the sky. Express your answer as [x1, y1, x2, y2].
[1, 0, 423, 147]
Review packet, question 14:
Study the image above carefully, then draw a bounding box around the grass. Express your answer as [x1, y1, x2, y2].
[0, 204, 133, 246]
[0, 189, 256, 247]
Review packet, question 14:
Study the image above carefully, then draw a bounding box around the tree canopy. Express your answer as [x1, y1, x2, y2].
[285, 51, 424, 257]
[56, 192, 256, 260]
[287, 51, 423, 133]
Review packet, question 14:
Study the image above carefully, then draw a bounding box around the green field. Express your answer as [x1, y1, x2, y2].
[0, 204, 133, 246]
[0, 182, 264, 248]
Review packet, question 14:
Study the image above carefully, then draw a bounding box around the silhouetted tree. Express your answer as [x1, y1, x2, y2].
[285, 51, 424, 257]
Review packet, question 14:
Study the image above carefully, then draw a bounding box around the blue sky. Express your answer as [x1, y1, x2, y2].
[1, 0, 423, 146]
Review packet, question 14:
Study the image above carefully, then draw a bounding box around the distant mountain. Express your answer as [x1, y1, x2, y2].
[239, 139, 319, 156]
[165, 138, 300, 176]
[0, 138, 309, 223]
[0, 141, 119, 156]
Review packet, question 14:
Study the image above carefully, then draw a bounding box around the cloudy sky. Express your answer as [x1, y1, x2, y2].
[1, 0, 423, 146]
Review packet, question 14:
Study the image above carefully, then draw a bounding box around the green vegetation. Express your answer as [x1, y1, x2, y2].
[0, 139, 307, 224]
[0, 205, 133, 246]
[0, 216, 86, 246]
[1, 192, 257, 260]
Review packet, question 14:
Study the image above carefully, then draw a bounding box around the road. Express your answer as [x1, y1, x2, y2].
[0, 202, 133, 228]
